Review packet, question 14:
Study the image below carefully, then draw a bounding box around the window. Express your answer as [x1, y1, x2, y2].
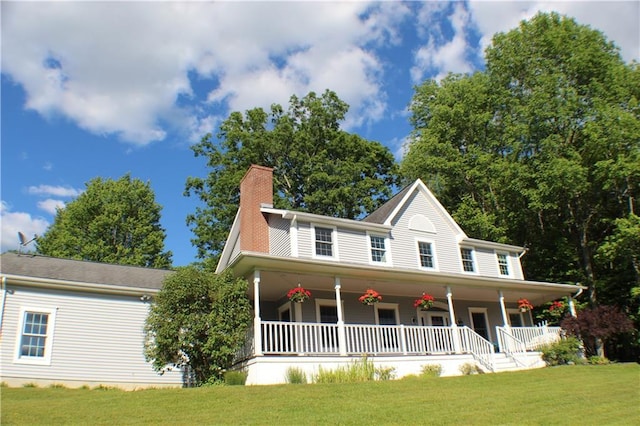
[369, 235, 387, 263]
[461, 248, 475, 272]
[418, 241, 435, 268]
[497, 253, 510, 276]
[314, 226, 334, 257]
[15, 308, 56, 364]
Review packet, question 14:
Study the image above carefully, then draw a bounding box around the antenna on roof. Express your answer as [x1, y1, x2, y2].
[18, 232, 37, 255]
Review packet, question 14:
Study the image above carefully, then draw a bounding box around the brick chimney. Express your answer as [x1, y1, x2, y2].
[239, 165, 274, 253]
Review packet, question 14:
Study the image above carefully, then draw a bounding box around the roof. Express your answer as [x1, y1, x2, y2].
[0, 252, 172, 291]
[362, 183, 413, 224]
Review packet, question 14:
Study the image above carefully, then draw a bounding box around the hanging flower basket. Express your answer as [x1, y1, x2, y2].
[287, 285, 311, 303]
[359, 288, 382, 305]
[414, 293, 435, 311]
[517, 298, 534, 312]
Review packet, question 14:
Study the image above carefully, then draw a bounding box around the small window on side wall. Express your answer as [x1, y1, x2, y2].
[15, 307, 56, 365]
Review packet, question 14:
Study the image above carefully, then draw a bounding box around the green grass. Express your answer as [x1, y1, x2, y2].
[2, 364, 639, 425]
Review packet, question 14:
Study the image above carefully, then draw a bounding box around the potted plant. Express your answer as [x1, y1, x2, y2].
[517, 298, 534, 312]
[359, 288, 382, 305]
[287, 285, 311, 303]
[414, 293, 435, 310]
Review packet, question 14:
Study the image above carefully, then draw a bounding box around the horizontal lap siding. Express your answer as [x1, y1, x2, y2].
[389, 190, 462, 273]
[336, 228, 369, 265]
[1, 286, 183, 386]
[268, 215, 290, 257]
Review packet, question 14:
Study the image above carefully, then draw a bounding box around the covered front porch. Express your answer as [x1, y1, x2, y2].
[232, 263, 577, 384]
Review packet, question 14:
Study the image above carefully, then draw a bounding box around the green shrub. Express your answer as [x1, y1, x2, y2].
[540, 337, 582, 366]
[22, 383, 38, 388]
[459, 363, 483, 375]
[224, 371, 247, 386]
[420, 364, 443, 378]
[587, 356, 610, 365]
[49, 383, 67, 389]
[285, 367, 307, 384]
[375, 366, 396, 381]
[314, 357, 376, 384]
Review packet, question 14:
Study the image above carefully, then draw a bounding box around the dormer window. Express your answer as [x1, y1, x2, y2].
[497, 253, 510, 276]
[314, 226, 335, 258]
[461, 248, 476, 272]
[370, 235, 386, 262]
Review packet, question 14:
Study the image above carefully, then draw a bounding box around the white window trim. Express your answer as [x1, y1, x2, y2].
[460, 247, 478, 274]
[496, 252, 513, 277]
[373, 303, 400, 325]
[367, 232, 392, 266]
[311, 224, 339, 260]
[314, 298, 346, 323]
[415, 238, 438, 271]
[14, 306, 57, 365]
[507, 308, 531, 326]
[418, 310, 451, 326]
[468, 307, 491, 341]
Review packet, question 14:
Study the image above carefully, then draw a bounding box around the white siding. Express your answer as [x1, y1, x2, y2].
[269, 215, 290, 257]
[335, 228, 369, 265]
[389, 190, 462, 273]
[1, 285, 183, 388]
[297, 222, 313, 258]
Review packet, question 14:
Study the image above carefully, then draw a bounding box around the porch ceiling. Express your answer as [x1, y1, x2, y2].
[229, 252, 584, 305]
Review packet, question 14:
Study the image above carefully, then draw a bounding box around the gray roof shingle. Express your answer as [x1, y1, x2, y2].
[362, 183, 414, 224]
[0, 252, 172, 290]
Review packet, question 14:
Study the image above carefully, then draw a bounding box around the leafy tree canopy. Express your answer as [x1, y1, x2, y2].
[185, 90, 399, 261]
[144, 267, 251, 386]
[402, 13, 639, 315]
[36, 174, 172, 268]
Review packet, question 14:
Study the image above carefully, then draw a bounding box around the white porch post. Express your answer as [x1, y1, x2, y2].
[498, 290, 509, 327]
[253, 270, 262, 356]
[446, 286, 462, 353]
[335, 277, 347, 356]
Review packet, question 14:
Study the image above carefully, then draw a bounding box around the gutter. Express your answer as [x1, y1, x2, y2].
[2, 274, 160, 297]
[0, 276, 7, 335]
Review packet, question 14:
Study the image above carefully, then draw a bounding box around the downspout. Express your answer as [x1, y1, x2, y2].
[568, 287, 583, 317]
[0, 276, 7, 336]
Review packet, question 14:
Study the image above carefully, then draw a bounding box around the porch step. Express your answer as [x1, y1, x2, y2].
[492, 353, 544, 373]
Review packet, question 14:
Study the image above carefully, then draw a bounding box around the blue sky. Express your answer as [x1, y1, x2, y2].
[1, 1, 638, 267]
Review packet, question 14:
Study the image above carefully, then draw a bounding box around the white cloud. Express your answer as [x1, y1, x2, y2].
[0, 201, 49, 253]
[37, 199, 66, 215]
[27, 185, 81, 198]
[468, 1, 639, 63]
[411, 2, 475, 83]
[2, 1, 403, 145]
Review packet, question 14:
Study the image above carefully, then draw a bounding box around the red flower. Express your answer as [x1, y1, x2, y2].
[414, 293, 435, 309]
[287, 286, 311, 302]
[517, 298, 534, 311]
[359, 289, 382, 305]
[550, 301, 565, 311]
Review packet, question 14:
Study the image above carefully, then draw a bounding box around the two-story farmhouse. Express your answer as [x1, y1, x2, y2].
[219, 165, 584, 385]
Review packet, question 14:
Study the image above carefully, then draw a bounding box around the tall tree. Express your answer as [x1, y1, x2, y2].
[36, 174, 172, 268]
[403, 13, 639, 318]
[185, 90, 398, 260]
[144, 267, 251, 386]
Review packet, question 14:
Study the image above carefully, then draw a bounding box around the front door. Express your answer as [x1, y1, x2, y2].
[418, 311, 451, 326]
[470, 310, 490, 341]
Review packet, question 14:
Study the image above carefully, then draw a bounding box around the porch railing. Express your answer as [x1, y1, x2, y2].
[496, 327, 528, 368]
[497, 325, 562, 352]
[258, 321, 494, 371]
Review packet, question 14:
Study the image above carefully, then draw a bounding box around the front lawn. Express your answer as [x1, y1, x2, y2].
[2, 364, 639, 425]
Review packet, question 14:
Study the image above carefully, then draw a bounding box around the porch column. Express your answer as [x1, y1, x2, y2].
[334, 277, 347, 356]
[253, 270, 262, 356]
[446, 286, 462, 353]
[498, 290, 509, 327]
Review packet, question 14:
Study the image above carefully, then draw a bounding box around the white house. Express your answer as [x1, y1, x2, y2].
[0, 253, 183, 389]
[218, 165, 584, 385]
